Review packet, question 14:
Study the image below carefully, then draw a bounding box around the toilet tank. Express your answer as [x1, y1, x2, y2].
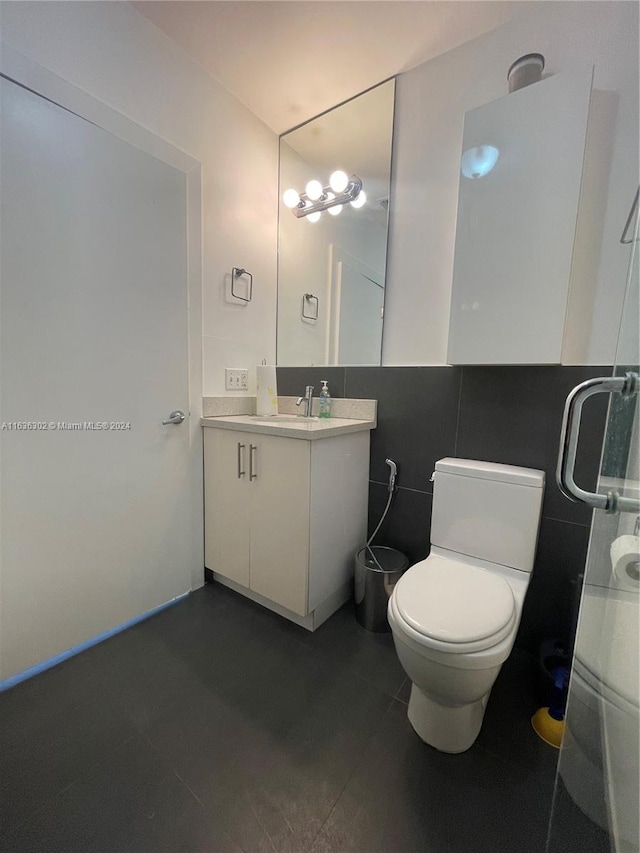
[431, 458, 545, 572]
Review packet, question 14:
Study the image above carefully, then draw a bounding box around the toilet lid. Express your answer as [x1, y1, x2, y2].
[394, 555, 515, 646]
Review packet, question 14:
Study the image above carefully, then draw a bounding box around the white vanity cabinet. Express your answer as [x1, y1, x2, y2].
[203, 420, 371, 629]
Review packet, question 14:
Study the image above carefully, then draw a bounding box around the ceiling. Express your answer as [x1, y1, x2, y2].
[134, 1, 513, 134]
[282, 78, 396, 225]
[283, 78, 394, 181]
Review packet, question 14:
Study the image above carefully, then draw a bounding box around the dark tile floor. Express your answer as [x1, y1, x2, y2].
[1, 583, 563, 853]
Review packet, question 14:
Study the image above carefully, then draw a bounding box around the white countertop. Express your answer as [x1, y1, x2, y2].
[200, 414, 376, 440]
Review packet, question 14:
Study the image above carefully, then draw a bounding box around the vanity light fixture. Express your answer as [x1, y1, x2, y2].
[283, 173, 364, 219]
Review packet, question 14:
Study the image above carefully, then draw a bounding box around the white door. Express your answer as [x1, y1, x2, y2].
[329, 246, 384, 366]
[0, 78, 193, 681]
[337, 263, 384, 365]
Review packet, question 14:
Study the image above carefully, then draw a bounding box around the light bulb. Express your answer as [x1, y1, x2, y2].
[305, 180, 323, 201]
[461, 145, 499, 179]
[350, 190, 367, 209]
[329, 170, 349, 193]
[283, 188, 300, 208]
[307, 211, 321, 223]
[325, 192, 341, 216]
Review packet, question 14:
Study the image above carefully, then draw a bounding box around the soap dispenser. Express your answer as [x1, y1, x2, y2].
[319, 381, 332, 418]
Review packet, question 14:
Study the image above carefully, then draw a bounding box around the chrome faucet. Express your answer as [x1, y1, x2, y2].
[296, 385, 314, 417]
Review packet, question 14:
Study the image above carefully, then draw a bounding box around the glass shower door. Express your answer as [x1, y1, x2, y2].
[547, 202, 639, 853]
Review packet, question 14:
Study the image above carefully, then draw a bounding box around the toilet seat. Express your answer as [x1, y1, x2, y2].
[391, 555, 516, 654]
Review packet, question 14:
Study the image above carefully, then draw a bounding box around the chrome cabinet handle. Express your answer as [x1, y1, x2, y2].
[162, 410, 185, 425]
[557, 372, 639, 514]
[249, 444, 257, 481]
[237, 442, 245, 479]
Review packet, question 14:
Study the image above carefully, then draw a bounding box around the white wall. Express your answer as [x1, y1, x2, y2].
[383, 1, 639, 366]
[2, 2, 636, 377]
[0, 1, 279, 395]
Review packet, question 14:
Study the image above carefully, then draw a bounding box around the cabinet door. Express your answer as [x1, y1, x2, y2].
[249, 434, 310, 616]
[448, 69, 592, 364]
[203, 429, 250, 586]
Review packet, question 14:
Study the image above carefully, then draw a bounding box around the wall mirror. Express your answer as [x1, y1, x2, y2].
[277, 80, 395, 366]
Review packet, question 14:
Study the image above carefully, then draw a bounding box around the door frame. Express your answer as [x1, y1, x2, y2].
[0, 42, 205, 592]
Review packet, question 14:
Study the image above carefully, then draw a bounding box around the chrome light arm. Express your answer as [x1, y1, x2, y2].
[557, 372, 639, 514]
[291, 176, 363, 218]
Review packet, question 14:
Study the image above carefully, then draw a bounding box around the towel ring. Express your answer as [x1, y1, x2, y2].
[302, 293, 319, 320]
[231, 267, 253, 303]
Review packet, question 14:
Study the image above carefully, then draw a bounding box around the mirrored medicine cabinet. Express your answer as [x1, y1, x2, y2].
[448, 68, 594, 364]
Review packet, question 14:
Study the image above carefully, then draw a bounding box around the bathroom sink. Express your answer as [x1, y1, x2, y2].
[250, 415, 319, 423]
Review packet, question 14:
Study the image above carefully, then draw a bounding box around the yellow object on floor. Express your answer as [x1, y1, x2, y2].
[531, 707, 565, 748]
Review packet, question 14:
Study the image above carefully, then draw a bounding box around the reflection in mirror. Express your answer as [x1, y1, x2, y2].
[277, 80, 395, 366]
[460, 145, 500, 179]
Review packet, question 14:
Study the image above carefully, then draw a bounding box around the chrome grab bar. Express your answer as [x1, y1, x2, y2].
[557, 372, 639, 514]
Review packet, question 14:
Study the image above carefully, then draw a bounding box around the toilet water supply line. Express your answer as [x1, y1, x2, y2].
[365, 459, 398, 571]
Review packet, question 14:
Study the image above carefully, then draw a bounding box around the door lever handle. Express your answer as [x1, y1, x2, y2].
[162, 410, 186, 425]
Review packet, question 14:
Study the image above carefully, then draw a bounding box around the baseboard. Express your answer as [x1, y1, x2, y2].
[0, 591, 190, 693]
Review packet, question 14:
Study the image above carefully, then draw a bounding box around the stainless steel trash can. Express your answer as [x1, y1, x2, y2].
[354, 545, 409, 632]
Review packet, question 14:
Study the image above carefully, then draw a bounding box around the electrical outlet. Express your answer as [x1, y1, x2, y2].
[225, 368, 249, 390]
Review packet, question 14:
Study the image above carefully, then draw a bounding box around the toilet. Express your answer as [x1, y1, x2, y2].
[388, 457, 545, 753]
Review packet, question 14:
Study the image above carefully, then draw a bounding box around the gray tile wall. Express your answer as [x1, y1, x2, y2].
[278, 366, 611, 652]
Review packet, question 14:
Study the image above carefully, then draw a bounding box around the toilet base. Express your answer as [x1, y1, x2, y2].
[407, 683, 488, 753]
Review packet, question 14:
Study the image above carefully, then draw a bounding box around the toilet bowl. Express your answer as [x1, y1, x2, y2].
[388, 458, 545, 753]
[388, 551, 529, 752]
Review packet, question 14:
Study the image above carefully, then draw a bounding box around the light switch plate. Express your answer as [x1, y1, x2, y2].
[225, 368, 249, 390]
